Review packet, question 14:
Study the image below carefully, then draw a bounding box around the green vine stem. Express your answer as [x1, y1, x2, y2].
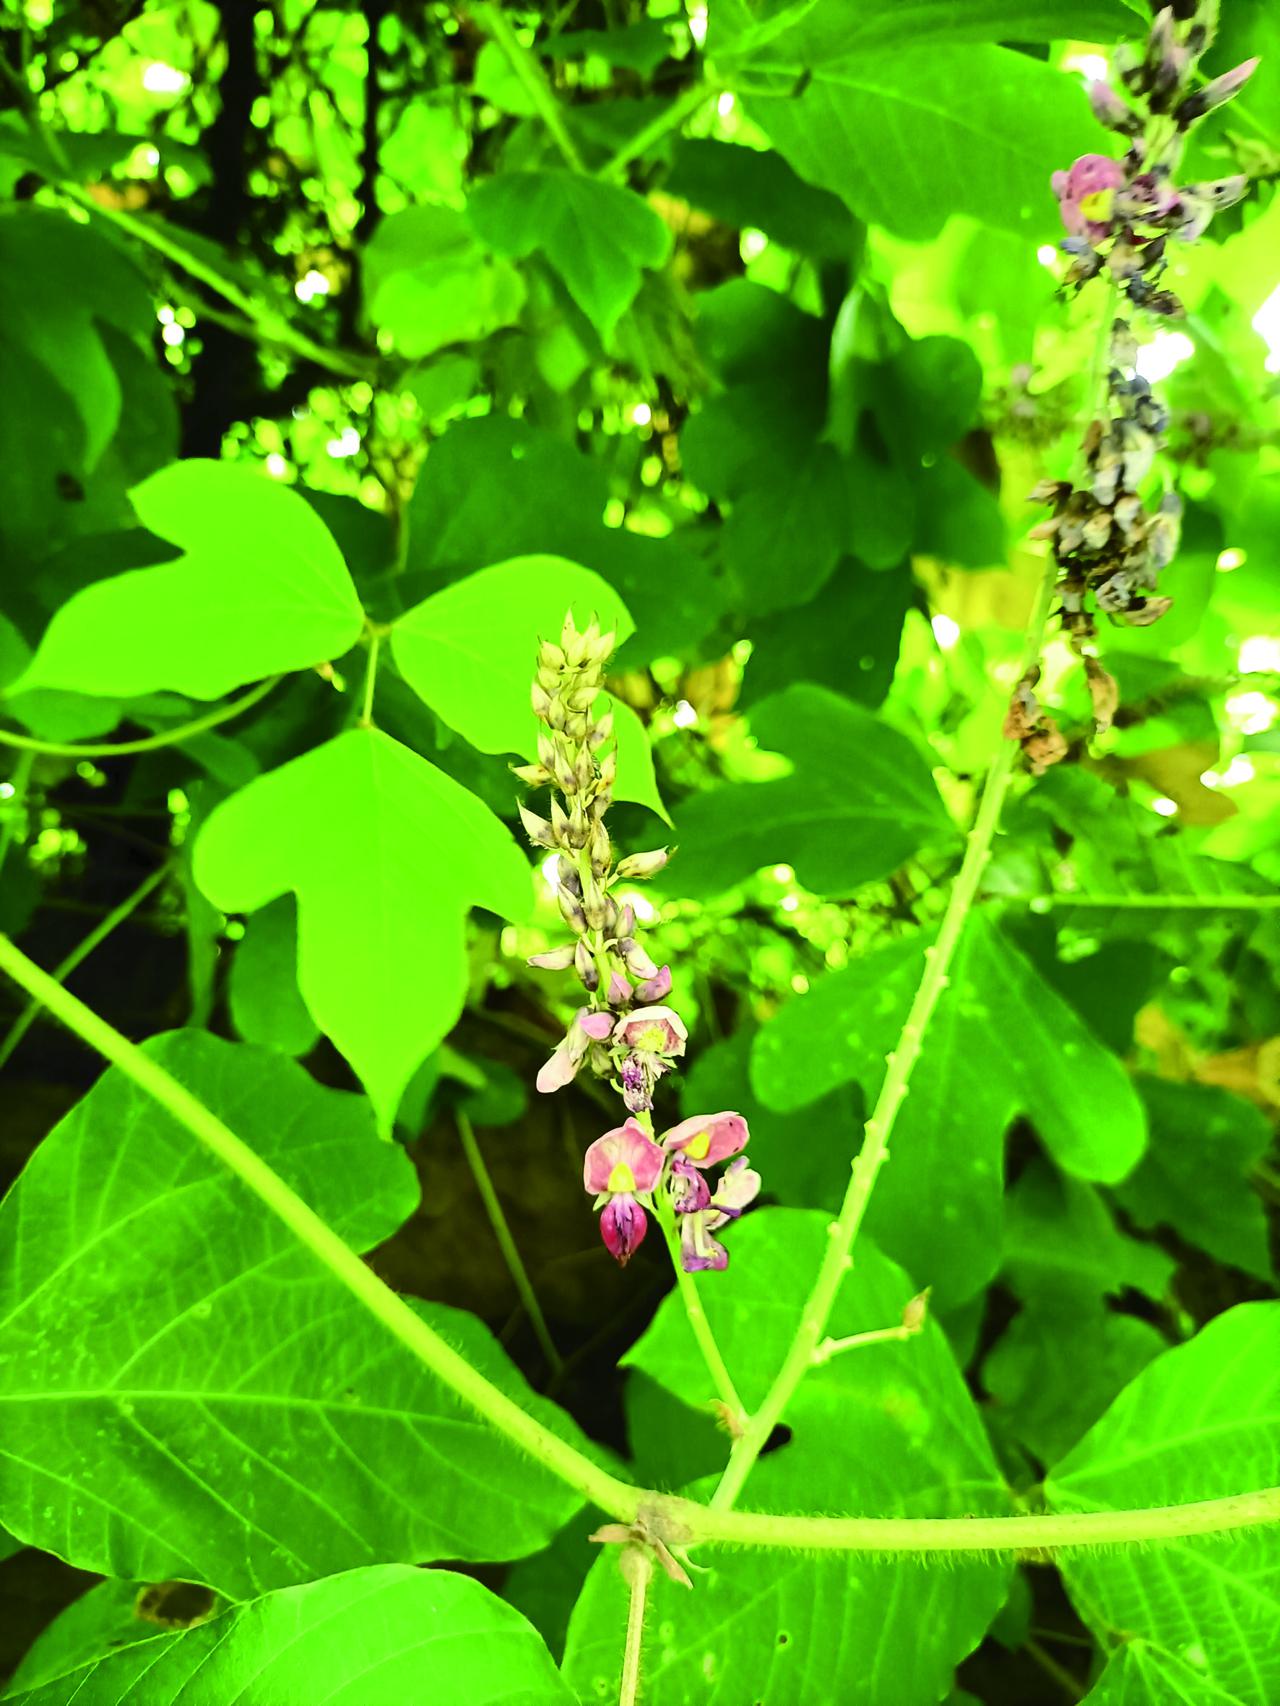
[472, 3, 587, 173]
[456, 1108, 564, 1376]
[0, 675, 282, 759]
[1021, 891, 1280, 912]
[653, 1189, 746, 1425]
[2, 929, 1278, 1558]
[618, 1549, 653, 1706]
[597, 82, 720, 181]
[707, 289, 1121, 1516]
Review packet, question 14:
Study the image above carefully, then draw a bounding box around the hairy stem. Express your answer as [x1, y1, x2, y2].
[0, 676, 282, 759]
[618, 1551, 652, 1706]
[3, 931, 1277, 1558]
[456, 1109, 563, 1376]
[654, 1192, 746, 1425]
[0, 863, 170, 1072]
[472, 3, 586, 172]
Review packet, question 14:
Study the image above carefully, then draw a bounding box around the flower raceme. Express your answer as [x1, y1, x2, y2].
[582, 1114, 760, 1269]
[1012, 2, 1260, 773]
[519, 613, 760, 1271]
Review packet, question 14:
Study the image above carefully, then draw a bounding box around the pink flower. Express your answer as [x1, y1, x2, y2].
[660, 1111, 748, 1168]
[1051, 154, 1125, 242]
[583, 1118, 666, 1267]
[614, 1005, 687, 1057]
[636, 965, 673, 1002]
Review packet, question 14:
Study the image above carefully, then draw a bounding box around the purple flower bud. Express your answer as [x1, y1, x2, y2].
[621, 1055, 651, 1113]
[635, 965, 672, 1003]
[600, 1195, 648, 1265]
[607, 970, 633, 1005]
[669, 1155, 712, 1214]
[679, 1214, 729, 1273]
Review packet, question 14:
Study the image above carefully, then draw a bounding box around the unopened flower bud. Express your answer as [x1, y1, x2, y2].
[615, 847, 670, 881]
[615, 903, 635, 938]
[902, 1289, 931, 1334]
[565, 711, 589, 741]
[589, 713, 614, 749]
[558, 886, 588, 933]
[607, 969, 632, 1005]
[528, 944, 576, 971]
[511, 761, 552, 786]
[547, 697, 567, 732]
[550, 798, 573, 845]
[575, 938, 599, 992]
[619, 937, 659, 981]
[598, 748, 617, 789]
[531, 682, 552, 719]
[519, 804, 556, 849]
[1087, 80, 1139, 133]
[582, 876, 610, 931]
[1175, 57, 1259, 124]
[589, 820, 611, 876]
[557, 858, 582, 897]
[538, 639, 567, 673]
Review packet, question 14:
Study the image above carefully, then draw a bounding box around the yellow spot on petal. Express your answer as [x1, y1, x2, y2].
[607, 1161, 637, 1193]
[1078, 188, 1113, 222]
[683, 1129, 712, 1161]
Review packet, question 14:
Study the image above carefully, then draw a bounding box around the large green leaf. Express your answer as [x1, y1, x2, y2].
[563, 1208, 1011, 1703]
[5, 1566, 575, 1704]
[747, 46, 1095, 239]
[714, 0, 1136, 63]
[194, 727, 531, 1124]
[1080, 1640, 1251, 1705]
[751, 913, 1147, 1303]
[391, 555, 632, 754]
[1046, 1305, 1280, 1706]
[0, 1033, 589, 1596]
[1114, 1079, 1273, 1282]
[15, 461, 366, 700]
[673, 684, 952, 896]
[0, 207, 152, 473]
[227, 895, 320, 1057]
[468, 171, 673, 338]
[664, 137, 860, 257]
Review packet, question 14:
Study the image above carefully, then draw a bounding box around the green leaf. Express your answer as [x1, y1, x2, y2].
[1080, 1640, 1252, 1705]
[673, 685, 951, 896]
[722, 446, 846, 615]
[5, 1566, 575, 1704]
[16, 461, 366, 701]
[550, 19, 676, 74]
[194, 728, 530, 1123]
[747, 46, 1095, 240]
[6, 1580, 203, 1695]
[0, 207, 152, 472]
[363, 205, 527, 359]
[1002, 1160, 1175, 1306]
[391, 556, 633, 756]
[1047, 1304, 1280, 1706]
[1114, 1079, 1273, 1282]
[664, 137, 860, 257]
[468, 171, 673, 339]
[227, 895, 320, 1057]
[738, 560, 912, 710]
[716, 0, 1135, 64]
[751, 913, 1147, 1303]
[563, 1208, 1011, 1704]
[0, 1033, 589, 1595]
[985, 1302, 1167, 1466]
[875, 336, 983, 460]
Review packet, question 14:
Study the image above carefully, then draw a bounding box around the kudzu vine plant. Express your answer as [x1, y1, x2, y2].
[0, 0, 1278, 1703]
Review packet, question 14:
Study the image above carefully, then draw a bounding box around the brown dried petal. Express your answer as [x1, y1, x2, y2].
[1085, 656, 1120, 733]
